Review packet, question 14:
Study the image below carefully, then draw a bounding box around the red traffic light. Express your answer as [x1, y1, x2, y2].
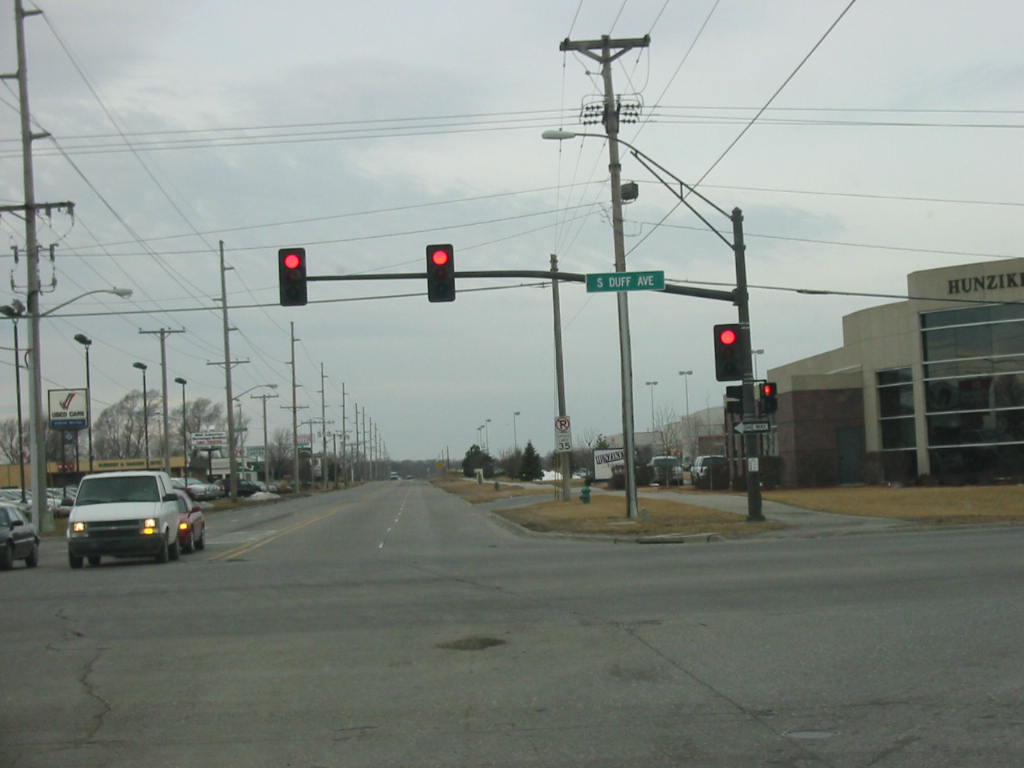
[762, 383, 774, 396]
[719, 327, 738, 346]
[283, 252, 302, 270]
[430, 248, 450, 267]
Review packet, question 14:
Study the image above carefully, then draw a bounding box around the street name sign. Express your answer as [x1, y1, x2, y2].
[733, 420, 771, 435]
[586, 270, 665, 293]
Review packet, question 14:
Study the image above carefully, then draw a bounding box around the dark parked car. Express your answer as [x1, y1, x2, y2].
[173, 489, 206, 554]
[214, 478, 261, 497]
[691, 455, 729, 490]
[1, 504, 39, 570]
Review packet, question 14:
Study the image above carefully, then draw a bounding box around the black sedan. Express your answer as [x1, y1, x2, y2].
[1, 504, 39, 570]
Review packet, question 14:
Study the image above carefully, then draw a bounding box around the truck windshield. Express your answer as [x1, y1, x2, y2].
[75, 476, 160, 505]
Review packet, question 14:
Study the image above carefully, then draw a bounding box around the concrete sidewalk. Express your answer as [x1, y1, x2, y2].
[639, 488, 911, 539]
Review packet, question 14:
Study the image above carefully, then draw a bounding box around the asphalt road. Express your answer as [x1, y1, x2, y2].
[2, 480, 1022, 767]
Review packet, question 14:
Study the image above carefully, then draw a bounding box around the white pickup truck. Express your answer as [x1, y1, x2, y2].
[66, 470, 182, 568]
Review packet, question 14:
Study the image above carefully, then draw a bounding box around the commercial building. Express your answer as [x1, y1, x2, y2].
[768, 258, 1024, 486]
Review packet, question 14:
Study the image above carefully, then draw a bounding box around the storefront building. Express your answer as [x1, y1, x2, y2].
[767, 258, 1024, 486]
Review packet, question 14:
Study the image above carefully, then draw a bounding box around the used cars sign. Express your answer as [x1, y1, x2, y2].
[48, 389, 88, 430]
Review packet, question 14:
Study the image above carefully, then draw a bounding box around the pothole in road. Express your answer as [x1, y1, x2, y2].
[436, 636, 508, 651]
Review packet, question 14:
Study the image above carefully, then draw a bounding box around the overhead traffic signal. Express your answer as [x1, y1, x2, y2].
[426, 244, 455, 302]
[713, 323, 745, 381]
[278, 248, 307, 306]
[760, 381, 778, 414]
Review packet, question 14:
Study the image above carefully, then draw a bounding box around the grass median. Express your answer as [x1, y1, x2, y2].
[431, 476, 782, 537]
[433, 475, 1024, 534]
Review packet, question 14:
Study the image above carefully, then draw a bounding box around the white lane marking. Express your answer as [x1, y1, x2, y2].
[376, 489, 411, 551]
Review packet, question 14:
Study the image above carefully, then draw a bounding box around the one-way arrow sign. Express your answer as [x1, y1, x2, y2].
[734, 420, 771, 435]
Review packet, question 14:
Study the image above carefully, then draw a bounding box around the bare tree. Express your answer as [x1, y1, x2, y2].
[0, 418, 26, 464]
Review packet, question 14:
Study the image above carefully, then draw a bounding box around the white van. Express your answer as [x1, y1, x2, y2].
[66, 471, 182, 568]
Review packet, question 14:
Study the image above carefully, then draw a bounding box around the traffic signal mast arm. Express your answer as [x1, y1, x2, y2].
[306, 269, 736, 303]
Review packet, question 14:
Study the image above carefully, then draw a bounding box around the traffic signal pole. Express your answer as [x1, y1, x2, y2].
[731, 209, 764, 521]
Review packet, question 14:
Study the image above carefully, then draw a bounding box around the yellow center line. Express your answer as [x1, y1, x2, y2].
[209, 504, 350, 561]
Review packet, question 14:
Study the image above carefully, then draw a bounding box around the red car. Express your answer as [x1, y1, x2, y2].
[173, 489, 206, 554]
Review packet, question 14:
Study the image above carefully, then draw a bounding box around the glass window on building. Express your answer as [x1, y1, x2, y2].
[921, 304, 1024, 479]
[877, 367, 915, 450]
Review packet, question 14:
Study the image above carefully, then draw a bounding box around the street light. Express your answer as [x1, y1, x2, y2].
[484, 418, 491, 454]
[513, 411, 521, 453]
[133, 362, 150, 469]
[23, 287, 133, 531]
[678, 370, 693, 461]
[73, 333, 93, 474]
[543, 128, 765, 521]
[174, 377, 187, 480]
[645, 381, 659, 433]
[751, 349, 765, 379]
[0, 299, 27, 502]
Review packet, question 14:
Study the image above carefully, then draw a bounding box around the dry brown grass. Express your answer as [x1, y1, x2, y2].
[492, 494, 784, 538]
[430, 475, 553, 504]
[763, 484, 1024, 524]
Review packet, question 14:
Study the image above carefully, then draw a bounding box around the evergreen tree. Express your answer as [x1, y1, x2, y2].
[461, 444, 495, 478]
[518, 440, 543, 481]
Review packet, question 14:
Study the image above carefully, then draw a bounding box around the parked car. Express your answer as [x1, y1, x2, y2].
[214, 478, 261, 497]
[0, 503, 39, 570]
[691, 455, 729, 490]
[173, 489, 205, 554]
[173, 477, 222, 501]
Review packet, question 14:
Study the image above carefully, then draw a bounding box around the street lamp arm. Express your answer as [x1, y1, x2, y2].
[41, 287, 132, 317]
[232, 383, 278, 401]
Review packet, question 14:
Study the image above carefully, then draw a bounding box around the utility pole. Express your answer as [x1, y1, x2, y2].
[559, 34, 649, 519]
[207, 242, 250, 497]
[251, 391, 278, 485]
[139, 328, 185, 474]
[319, 363, 329, 490]
[3, 1, 70, 531]
[550, 254, 570, 502]
[341, 383, 349, 486]
[283, 322, 306, 491]
[353, 403, 361, 482]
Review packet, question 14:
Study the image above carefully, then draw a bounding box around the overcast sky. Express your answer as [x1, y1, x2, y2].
[1, 0, 1022, 462]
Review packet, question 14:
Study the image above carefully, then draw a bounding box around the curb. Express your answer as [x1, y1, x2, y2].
[634, 532, 723, 544]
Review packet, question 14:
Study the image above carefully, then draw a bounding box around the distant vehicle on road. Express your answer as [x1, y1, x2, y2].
[0, 503, 39, 570]
[389, 472, 400, 480]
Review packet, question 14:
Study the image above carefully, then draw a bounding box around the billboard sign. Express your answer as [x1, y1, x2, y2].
[48, 389, 88, 430]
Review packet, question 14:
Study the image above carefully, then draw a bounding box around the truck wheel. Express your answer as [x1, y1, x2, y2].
[0, 544, 13, 571]
[195, 529, 205, 551]
[155, 536, 169, 564]
[168, 538, 179, 561]
[25, 541, 38, 567]
[69, 552, 84, 569]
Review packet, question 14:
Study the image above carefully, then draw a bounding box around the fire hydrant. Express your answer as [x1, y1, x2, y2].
[580, 485, 591, 504]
